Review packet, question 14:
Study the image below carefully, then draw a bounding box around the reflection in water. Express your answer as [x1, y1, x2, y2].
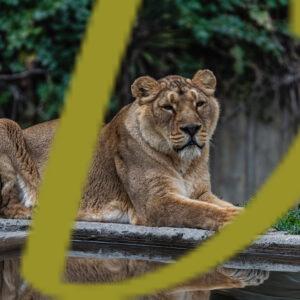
[213, 271, 300, 300]
[0, 258, 269, 300]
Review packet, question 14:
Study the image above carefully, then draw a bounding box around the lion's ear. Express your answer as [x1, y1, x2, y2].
[131, 76, 160, 104]
[192, 69, 216, 96]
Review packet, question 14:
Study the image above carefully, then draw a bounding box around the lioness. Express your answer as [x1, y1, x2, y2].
[0, 69, 269, 299]
[0, 69, 241, 229]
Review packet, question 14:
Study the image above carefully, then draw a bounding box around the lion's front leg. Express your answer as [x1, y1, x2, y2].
[116, 160, 242, 230]
[199, 192, 240, 208]
[139, 195, 241, 231]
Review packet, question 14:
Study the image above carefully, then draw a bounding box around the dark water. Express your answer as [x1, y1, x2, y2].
[212, 271, 300, 300]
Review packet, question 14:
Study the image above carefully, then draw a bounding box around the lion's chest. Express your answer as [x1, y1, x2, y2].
[174, 175, 204, 199]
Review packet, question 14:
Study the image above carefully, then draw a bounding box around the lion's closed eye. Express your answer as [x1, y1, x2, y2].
[162, 105, 175, 112]
[196, 101, 206, 108]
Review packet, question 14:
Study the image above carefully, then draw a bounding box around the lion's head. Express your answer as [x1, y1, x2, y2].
[131, 69, 220, 159]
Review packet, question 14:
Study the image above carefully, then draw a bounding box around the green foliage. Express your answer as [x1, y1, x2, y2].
[113, 0, 295, 117]
[275, 207, 300, 234]
[0, 0, 93, 123]
[0, 0, 297, 122]
[176, 0, 285, 55]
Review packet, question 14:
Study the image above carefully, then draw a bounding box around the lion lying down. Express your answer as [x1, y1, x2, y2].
[0, 69, 241, 228]
[0, 69, 269, 297]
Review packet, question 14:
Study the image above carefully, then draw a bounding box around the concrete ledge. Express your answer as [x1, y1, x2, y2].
[0, 219, 299, 272]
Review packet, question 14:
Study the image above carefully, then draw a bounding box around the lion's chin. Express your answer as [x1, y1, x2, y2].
[177, 145, 202, 160]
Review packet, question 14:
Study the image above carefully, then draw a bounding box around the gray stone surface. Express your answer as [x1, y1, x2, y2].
[0, 219, 299, 272]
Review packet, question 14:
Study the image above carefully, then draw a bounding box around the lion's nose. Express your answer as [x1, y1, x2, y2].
[180, 124, 201, 137]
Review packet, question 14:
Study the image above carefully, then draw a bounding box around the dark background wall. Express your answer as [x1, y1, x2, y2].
[211, 100, 297, 205]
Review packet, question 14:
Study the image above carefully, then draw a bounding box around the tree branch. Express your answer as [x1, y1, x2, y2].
[0, 69, 46, 81]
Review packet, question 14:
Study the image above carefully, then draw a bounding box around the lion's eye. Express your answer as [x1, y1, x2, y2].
[196, 101, 205, 108]
[162, 105, 174, 112]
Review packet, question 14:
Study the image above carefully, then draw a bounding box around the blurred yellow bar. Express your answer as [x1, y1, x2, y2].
[290, 0, 300, 36]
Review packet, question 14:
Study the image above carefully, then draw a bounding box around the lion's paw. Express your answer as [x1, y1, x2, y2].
[216, 206, 243, 229]
[0, 203, 32, 219]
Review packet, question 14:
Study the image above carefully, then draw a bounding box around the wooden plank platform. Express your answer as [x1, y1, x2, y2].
[0, 219, 299, 272]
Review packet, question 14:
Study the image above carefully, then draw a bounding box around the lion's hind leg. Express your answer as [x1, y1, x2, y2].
[0, 155, 32, 219]
[0, 119, 39, 219]
[0, 202, 32, 219]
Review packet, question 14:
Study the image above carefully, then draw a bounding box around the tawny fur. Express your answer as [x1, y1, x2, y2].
[2, 258, 269, 300]
[0, 69, 269, 299]
[0, 69, 241, 230]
